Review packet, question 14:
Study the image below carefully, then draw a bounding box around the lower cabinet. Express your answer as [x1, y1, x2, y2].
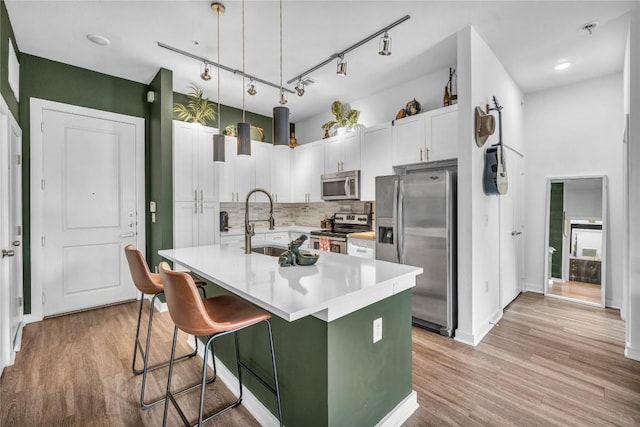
[174, 201, 217, 248]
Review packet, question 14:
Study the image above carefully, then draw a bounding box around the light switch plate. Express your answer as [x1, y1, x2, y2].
[373, 317, 383, 343]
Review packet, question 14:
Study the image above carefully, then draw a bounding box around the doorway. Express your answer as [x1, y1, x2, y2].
[30, 99, 145, 320]
[543, 176, 607, 306]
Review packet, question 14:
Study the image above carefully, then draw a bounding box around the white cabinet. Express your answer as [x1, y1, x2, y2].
[173, 121, 218, 248]
[361, 123, 393, 201]
[293, 141, 324, 202]
[218, 136, 255, 202]
[324, 131, 361, 173]
[392, 114, 425, 166]
[347, 237, 375, 259]
[429, 105, 458, 162]
[251, 141, 271, 202]
[392, 105, 458, 166]
[271, 147, 291, 203]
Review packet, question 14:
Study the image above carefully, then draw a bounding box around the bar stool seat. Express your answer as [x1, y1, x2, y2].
[159, 262, 283, 427]
[124, 244, 209, 409]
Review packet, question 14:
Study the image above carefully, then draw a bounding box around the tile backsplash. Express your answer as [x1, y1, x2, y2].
[221, 201, 375, 230]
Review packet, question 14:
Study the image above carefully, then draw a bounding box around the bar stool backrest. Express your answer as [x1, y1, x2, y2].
[159, 262, 222, 336]
[124, 244, 163, 295]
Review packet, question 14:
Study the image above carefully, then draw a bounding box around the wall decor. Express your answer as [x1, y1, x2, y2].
[475, 106, 495, 147]
[321, 100, 360, 137]
[173, 83, 216, 126]
[405, 98, 422, 116]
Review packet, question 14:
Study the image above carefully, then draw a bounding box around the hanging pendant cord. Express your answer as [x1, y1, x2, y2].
[242, 0, 246, 122]
[279, 0, 283, 94]
[217, 10, 221, 133]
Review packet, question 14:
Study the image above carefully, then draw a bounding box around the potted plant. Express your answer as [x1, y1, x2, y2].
[173, 83, 216, 126]
[321, 100, 360, 137]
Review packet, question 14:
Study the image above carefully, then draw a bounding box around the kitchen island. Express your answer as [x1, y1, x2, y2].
[159, 243, 422, 426]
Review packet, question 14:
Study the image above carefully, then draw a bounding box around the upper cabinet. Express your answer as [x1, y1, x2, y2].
[392, 105, 458, 166]
[361, 123, 393, 201]
[173, 121, 218, 248]
[324, 131, 361, 173]
[217, 136, 255, 202]
[293, 141, 324, 202]
[271, 147, 292, 203]
[173, 121, 217, 203]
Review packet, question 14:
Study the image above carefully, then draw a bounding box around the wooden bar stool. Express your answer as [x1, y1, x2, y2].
[159, 262, 283, 427]
[124, 244, 209, 408]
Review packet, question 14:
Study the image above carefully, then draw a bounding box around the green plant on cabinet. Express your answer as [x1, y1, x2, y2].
[173, 83, 217, 126]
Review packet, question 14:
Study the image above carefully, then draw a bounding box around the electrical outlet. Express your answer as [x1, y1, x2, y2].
[373, 317, 383, 343]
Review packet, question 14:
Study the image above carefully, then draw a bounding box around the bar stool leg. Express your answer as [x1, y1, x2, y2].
[266, 320, 283, 426]
[131, 292, 147, 374]
[162, 326, 179, 427]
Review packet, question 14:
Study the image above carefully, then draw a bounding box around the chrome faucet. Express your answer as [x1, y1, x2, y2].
[244, 188, 275, 254]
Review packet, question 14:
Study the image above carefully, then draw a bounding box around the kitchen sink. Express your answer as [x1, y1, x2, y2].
[250, 246, 288, 257]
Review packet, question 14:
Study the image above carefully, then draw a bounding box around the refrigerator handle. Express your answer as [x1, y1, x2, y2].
[398, 180, 404, 264]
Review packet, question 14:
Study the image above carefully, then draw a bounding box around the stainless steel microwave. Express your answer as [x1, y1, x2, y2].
[321, 170, 360, 201]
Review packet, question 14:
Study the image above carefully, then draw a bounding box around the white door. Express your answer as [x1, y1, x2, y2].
[500, 151, 524, 309]
[41, 110, 138, 316]
[8, 117, 23, 345]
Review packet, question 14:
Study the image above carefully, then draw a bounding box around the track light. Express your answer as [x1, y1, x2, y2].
[295, 80, 305, 96]
[279, 89, 287, 105]
[247, 79, 257, 95]
[378, 32, 392, 56]
[336, 56, 347, 76]
[200, 63, 212, 81]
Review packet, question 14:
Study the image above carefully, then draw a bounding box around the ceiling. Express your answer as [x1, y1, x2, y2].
[5, 1, 637, 122]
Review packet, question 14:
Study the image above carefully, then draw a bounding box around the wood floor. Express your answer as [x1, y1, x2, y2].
[1, 293, 639, 426]
[548, 280, 601, 304]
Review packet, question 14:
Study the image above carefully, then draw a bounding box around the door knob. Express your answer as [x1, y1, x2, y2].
[511, 231, 522, 236]
[2, 249, 15, 258]
[12, 240, 20, 247]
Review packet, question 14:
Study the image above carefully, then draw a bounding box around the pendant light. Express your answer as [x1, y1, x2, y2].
[212, 2, 225, 163]
[237, 0, 251, 156]
[273, 0, 290, 147]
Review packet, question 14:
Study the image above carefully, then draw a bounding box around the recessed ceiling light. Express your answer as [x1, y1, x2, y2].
[554, 62, 571, 71]
[86, 34, 110, 46]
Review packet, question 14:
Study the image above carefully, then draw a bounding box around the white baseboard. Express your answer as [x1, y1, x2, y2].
[625, 342, 640, 361]
[13, 321, 24, 351]
[22, 314, 37, 324]
[524, 283, 543, 293]
[186, 336, 420, 426]
[454, 309, 502, 346]
[375, 390, 419, 427]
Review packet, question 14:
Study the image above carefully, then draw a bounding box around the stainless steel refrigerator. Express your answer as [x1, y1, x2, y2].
[375, 169, 457, 336]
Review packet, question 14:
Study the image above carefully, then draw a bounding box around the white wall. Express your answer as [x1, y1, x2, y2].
[624, 6, 640, 361]
[295, 66, 454, 144]
[523, 73, 624, 308]
[455, 27, 525, 345]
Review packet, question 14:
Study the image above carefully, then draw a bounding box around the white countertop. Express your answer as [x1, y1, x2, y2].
[159, 244, 422, 323]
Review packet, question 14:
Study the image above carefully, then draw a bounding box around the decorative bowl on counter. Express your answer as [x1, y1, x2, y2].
[296, 252, 320, 266]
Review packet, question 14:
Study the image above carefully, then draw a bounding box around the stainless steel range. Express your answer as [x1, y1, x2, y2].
[310, 213, 372, 254]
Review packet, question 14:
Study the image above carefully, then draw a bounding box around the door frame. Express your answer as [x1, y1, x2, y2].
[29, 98, 145, 322]
[0, 98, 11, 372]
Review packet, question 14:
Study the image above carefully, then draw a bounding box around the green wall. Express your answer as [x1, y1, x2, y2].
[148, 69, 174, 269]
[549, 182, 564, 278]
[18, 54, 150, 313]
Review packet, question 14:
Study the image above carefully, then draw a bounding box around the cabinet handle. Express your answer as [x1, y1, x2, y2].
[341, 161, 344, 171]
[426, 147, 430, 161]
[194, 190, 198, 214]
[200, 190, 204, 214]
[274, 193, 278, 203]
[419, 148, 423, 162]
